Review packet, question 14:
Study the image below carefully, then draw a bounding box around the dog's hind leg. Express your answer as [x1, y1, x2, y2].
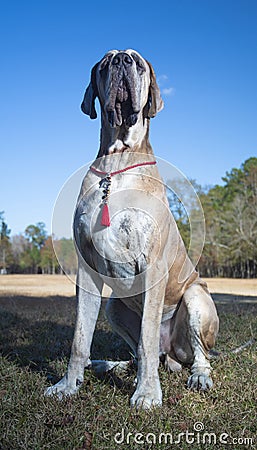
[170, 283, 219, 390]
[89, 297, 141, 376]
[106, 296, 141, 356]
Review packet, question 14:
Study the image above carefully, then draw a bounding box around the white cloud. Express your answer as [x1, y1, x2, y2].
[157, 74, 168, 86]
[157, 74, 175, 97]
[162, 87, 175, 96]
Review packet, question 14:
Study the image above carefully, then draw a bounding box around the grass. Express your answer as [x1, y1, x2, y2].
[0, 292, 256, 449]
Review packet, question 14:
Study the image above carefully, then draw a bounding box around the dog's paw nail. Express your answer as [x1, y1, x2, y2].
[187, 373, 213, 391]
[130, 393, 162, 409]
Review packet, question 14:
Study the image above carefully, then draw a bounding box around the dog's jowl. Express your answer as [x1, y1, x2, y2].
[45, 49, 219, 409]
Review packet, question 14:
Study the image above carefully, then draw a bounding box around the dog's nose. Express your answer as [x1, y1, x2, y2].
[112, 52, 132, 67]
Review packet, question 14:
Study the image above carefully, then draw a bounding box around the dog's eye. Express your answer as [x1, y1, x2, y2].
[131, 52, 146, 74]
[99, 62, 109, 72]
[99, 55, 112, 72]
[136, 61, 146, 76]
[136, 61, 145, 70]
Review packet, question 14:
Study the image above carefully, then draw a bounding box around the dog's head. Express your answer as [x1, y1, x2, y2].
[81, 49, 164, 128]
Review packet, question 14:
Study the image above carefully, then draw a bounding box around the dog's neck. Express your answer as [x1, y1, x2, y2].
[96, 111, 154, 165]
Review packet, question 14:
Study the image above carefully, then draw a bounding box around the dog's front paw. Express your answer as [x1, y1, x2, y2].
[187, 373, 213, 391]
[130, 382, 162, 409]
[44, 374, 83, 399]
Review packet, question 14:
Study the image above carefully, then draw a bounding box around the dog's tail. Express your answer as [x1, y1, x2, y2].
[209, 338, 256, 358]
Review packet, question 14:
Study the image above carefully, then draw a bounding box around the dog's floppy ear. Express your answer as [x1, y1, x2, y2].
[81, 62, 99, 119]
[146, 61, 164, 118]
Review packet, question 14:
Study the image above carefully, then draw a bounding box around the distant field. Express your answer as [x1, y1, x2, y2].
[0, 274, 76, 297]
[0, 274, 257, 297]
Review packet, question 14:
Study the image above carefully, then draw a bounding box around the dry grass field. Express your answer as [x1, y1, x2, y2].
[0, 274, 76, 297]
[0, 275, 256, 449]
[0, 274, 257, 297]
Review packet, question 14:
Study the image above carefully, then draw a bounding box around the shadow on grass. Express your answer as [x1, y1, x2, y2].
[0, 293, 256, 382]
[212, 293, 257, 316]
[0, 295, 131, 385]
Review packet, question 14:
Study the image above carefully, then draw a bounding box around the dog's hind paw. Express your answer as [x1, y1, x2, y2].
[90, 360, 131, 376]
[187, 373, 213, 391]
[164, 354, 182, 372]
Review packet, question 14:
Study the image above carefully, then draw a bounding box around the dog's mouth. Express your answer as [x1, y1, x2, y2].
[107, 74, 139, 128]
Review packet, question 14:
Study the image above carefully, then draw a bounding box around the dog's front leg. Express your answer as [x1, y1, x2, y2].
[130, 276, 166, 409]
[45, 262, 102, 399]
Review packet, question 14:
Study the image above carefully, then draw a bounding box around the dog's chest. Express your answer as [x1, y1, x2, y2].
[74, 172, 164, 277]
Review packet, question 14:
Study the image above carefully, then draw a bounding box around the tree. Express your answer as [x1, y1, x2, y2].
[0, 212, 11, 273]
[25, 222, 47, 249]
[23, 222, 47, 273]
[166, 186, 190, 249]
[198, 157, 257, 277]
[54, 238, 77, 274]
[10, 234, 28, 273]
[221, 158, 257, 277]
[40, 236, 59, 274]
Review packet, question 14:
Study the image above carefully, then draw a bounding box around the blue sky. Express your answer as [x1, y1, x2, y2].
[1, 0, 257, 235]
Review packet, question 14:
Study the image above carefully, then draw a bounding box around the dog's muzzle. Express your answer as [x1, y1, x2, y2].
[106, 52, 141, 128]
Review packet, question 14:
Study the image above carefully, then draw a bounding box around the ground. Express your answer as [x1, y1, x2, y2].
[1, 274, 257, 297]
[0, 275, 256, 449]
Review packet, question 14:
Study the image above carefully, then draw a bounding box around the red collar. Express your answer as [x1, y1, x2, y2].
[90, 160, 157, 227]
[90, 160, 156, 177]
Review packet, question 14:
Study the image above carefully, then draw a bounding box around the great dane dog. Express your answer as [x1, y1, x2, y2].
[45, 49, 219, 408]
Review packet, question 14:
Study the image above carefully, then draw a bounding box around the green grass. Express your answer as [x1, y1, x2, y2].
[0, 294, 256, 449]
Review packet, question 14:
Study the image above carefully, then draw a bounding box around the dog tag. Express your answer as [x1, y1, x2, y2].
[99, 174, 112, 226]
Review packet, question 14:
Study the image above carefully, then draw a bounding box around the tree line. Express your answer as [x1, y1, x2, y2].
[170, 157, 257, 278]
[0, 219, 77, 275]
[0, 157, 256, 278]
